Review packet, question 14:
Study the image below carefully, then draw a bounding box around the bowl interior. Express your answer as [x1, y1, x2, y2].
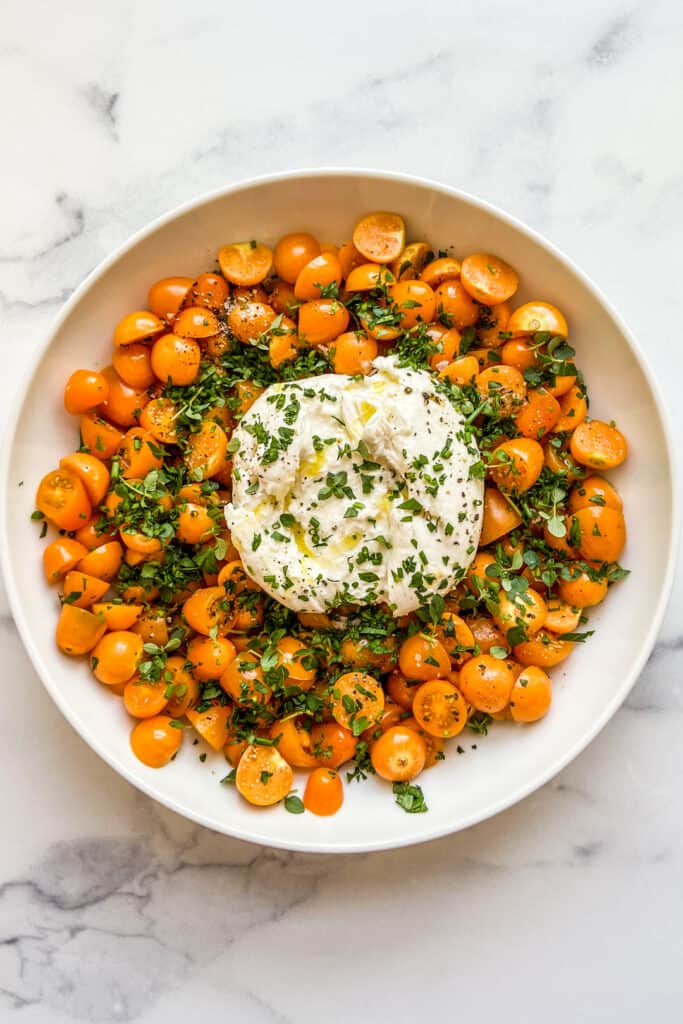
[2, 171, 674, 852]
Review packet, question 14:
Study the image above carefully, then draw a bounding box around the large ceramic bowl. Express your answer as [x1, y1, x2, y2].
[0, 170, 676, 853]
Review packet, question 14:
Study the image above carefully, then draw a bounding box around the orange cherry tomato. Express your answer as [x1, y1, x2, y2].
[270, 716, 319, 768]
[515, 388, 562, 439]
[150, 333, 201, 386]
[76, 540, 123, 581]
[571, 505, 626, 562]
[226, 300, 276, 343]
[186, 636, 236, 682]
[466, 552, 498, 596]
[186, 704, 232, 751]
[43, 538, 88, 583]
[434, 278, 479, 329]
[461, 253, 519, 305]
[544, 441, 583, 481]
[439, 356, 479, 385]
[353, 211, 405, 264]
[173, 306, 220, 339]
[130, 716, 182, 767]
[428, 326, 462, 371]
[118, 427, 164, 480]
[119, 527, 162, 555]
[268, 278, 298, 315]
[273, 232, 321, 284]
[568, 476, 623, 514]
[112, 343, 155, 390]
[332, 671, 384, 731]
[80, 413, 125, 459]
[390, 241, 430, 280]
[58, 452, 110, 505]
[64, 369, 109, 415]
[276, 636, 317, 689]
[557, 565, 608, 608]
[294, 251, 343, 301]
[371, 725, 426, 782]
[508, 301, 568, 338]
[479, 487, 522, 547]
[338, 240, 365, 279]
[164, 656, 199, 717]
[56, 604, 107, 655]
[553, 383, 587, 433]
[269, 322, 304, 369]
[298, 298, 350, 345]
[139, 397, 179, 444]
[420, 256, 462, 288]
[330, 331, 377, 375]
[92, 630, 143, 685]
[385, 670, 417, 710]
[76, 515, 117, 549]
[398, 634, 450, 681]
[98, 366, 148, 427]
[191, 272, 230, 310]
[477, 301, 511, 347]
[340, 636, 396, 674]
[123, 680, 169, 719]
[36, 468, 91, 531]
[91, 602, 143, 630]
[569, 420, 628, 470]
[311, 722, 358, 768]
[220, 652, 270, 705]
[476, 364, 527, 415]
[466, 615, 507, 655]
[235, 744, 293, 806]
[147, 276, 193, 321]
[544, 599, 581, 635]
[218, 242, 273, 286]
[459, 654, 514, 714]
[344, 262, 395, 292]
[514, 630, 574, 668]
[493, 588, 547, 636]
[412, 679, 468, 738]
[183, 586, 233, 636]
[185, 420, 228, 480]
[131, 606, 169, 647]
[490, 438, 544, 493]
[433, 612, 475, 665]
[304, 767, 344, 816]
[390, 279, 436, 328]
[176, 502, 214, 545]
[501, 337, 538, 372]
[113, 310, 165, 348]
[509, 666, 552, 723]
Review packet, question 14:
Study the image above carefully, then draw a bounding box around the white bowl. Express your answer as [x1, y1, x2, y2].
[1, 169, 676, 853]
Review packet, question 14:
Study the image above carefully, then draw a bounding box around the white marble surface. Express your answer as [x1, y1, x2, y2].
[1, 0, 682, 1019]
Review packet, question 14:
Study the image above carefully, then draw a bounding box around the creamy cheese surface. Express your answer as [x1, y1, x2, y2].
[225, 357, 483, 616]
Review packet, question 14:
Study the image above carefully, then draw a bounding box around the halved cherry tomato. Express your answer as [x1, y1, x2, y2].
[176, 502, 214, 545]
[43, 538, 88, 583]
[568, 476, 623, 514]
[130, 716, 182, 767]
[439, 356, 480, 385]
[398, 634, 450, 681]
[92, 602, 143, 630]
[338, 240, 365, 279]
[493, 589, 547, 636]
[385, 670, 417, 710]
[304, 767, 344, 816]
[390, 241, 430, 280]
[59, 452, 110, 505]
[570, 420, 628, 469]
[509, 666, 552, 722]
[64, 370, 109, 415]
[390, 280, 436, 328]
[544, 599, 581, 635]
[218, 242, 273, 286]
[332, 672, 384, 731]
[353, 211, 405, 264]
[340, 636, 396, 674]
[433, 613, 475, 665]
[36, 468, 91, 531]
[428, 325, 461, 370]
[434, 279, 479, 329]
[183, 586, 233, 636]
[220, 652, 270, 704]
[479, 487, 522, 547]
[489, 438, 544, 493]
[113, 310, 165, 348]
[571, 505, 626, 562]
[276, 636, 316, 689]
[476, 365, 527, 415]
[515, 388, 562, 439]
[185, 420, 228, 480]
[76, 541, 123, 581]
[311, 722, 357, 768]
[513, 631, 574, 667]
[227, 300, 277, 343]
[92, 630, 143, 685]
[151, 333, 201, 386]
[553, 383, 587, 432]
[164, 656, 199, 717]
[269, 278, 298, 315]
[80, 413, 124, 459]
[112, 343, 155, 390]
[461, 253, 519, 305]
[56, 604, 106, 655]
[119, 427, 164, 480]
[298, 299, 350, 345]
[192, 272, 230, 310]
[466, 552, 498, 597]
[119, 527, 162, 555]
[269, 322, 304, 368]
[508, 301, 568, 338]
[412, 679, 468, 738]
[186, 636, 236, 681]
[477, 301, 511, 347]
[331, 331, 378, 375]
[420, 256, 462, 288]
[186, 704, 231, 751]
[132, 606, 169, 646]
[139, 397, 178, 444]
[270, 716, 319, 768]
[466, 615, 507, 654]
[124, 680, 169, 719]
[174, 306, 220, 339]
[345, 262, 395, 292]
[501, 337, 538, 372]
[235, 743, 293, 806]
[98, 366, 148, 427]
[147, 277, 193, 321]
[294, 251, 342, 300]
[371, 725, 426, 781]
[459, 654, 514, 713]
[273, 233, 321, 284]
[544, 441, 583, 480]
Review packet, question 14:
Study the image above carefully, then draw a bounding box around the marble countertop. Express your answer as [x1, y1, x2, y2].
[2, 0, 682, 1020]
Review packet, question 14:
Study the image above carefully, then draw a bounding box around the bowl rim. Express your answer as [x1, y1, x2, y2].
[1, 166, 678, 854]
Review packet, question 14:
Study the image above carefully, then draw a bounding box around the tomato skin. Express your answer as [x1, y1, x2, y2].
[461, 253, 519, 305]
[114, 310, 165, 348]
[508, 301, 568, 338]
[119, 427, 164, 480]
[294, 252, 342, 301]
[434, 279, 479, 329]
[509, 666, 552, 722]
[398, 634, 450, 681]
[112, 343, 155, 390]
[147, 277, 193, 321]
[98, 366, 148, 428]
[64, 370, 109, 415]
[56, 604, 107, 655]
[36, 468, 92, 531]
[186, 705, 231, 750]
[43, 538, 88, 583]
[571, 506, 626, 562]
[515, 389, 561, 439]
[123, 681, 169, 719]
[276, 636, 316, 689]
[298, 299, 350, 345]
[151, 333, 201, 386]
[304, 767, 344, 816]
[80, 414, 124, 460]
[186, 636, 236, 682]
[220, 653, 270, 705]
[59, 452, 110, 505]
[270, 717, 319, 768]
[185, 420, 228, 481]
[92, 602, 143, 631]
[420, 256, 462, 288]
[371, 725, 426, 782]
[479, 487, 522, 547]
[192, 272, 229, 310]
[76, 540, 123, 581]
[557, 566, 608, 608]
[310, 722, 357, 768]
[568, 476, 622, 514]
[390, 280, 436, 328]
[458, 654, 515, 714]
[130, 716, 183, 768]
[490, 438, 544, 494]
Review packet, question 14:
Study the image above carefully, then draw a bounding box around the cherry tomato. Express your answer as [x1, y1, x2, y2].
[304, 767, 344, 816]
[151, 333, 201, 386]
[398, 634, 451, 681]
[186, 636, 236, 682]
[130, 716, 182, 767]
[235, 744, 293, 806]
[311, 722, 357, 768]
[461, 253, 519, 305]
[479, 487, 522, 547]
[113, 310, 165, 348]
[353, 211, 405, 264]
[390, 280, 436, 328]
[147, 277, 193, 321]
[420, 255, 462, 288]
[294, 251, 343, 300]
[371, 725, 426, 781]
[412, 679, 468, 738]
[43, 537, 88, 583]
[570, 420, 628, 470]
[489, 438, 544, 493]
[92, 630, 143, 686]
[298, 299, 350, 345]
[112, 343, 155, 390]
[56, 604, 107, 655]
[459, 654, 515, 713]
[218, 242, 273, 286]
[36, 468, 91, 531]
[331, 672, 384, 731]
[64, 369, 109, 415]
[509, 666, 552, 723]
[507, 301, 568, 338]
